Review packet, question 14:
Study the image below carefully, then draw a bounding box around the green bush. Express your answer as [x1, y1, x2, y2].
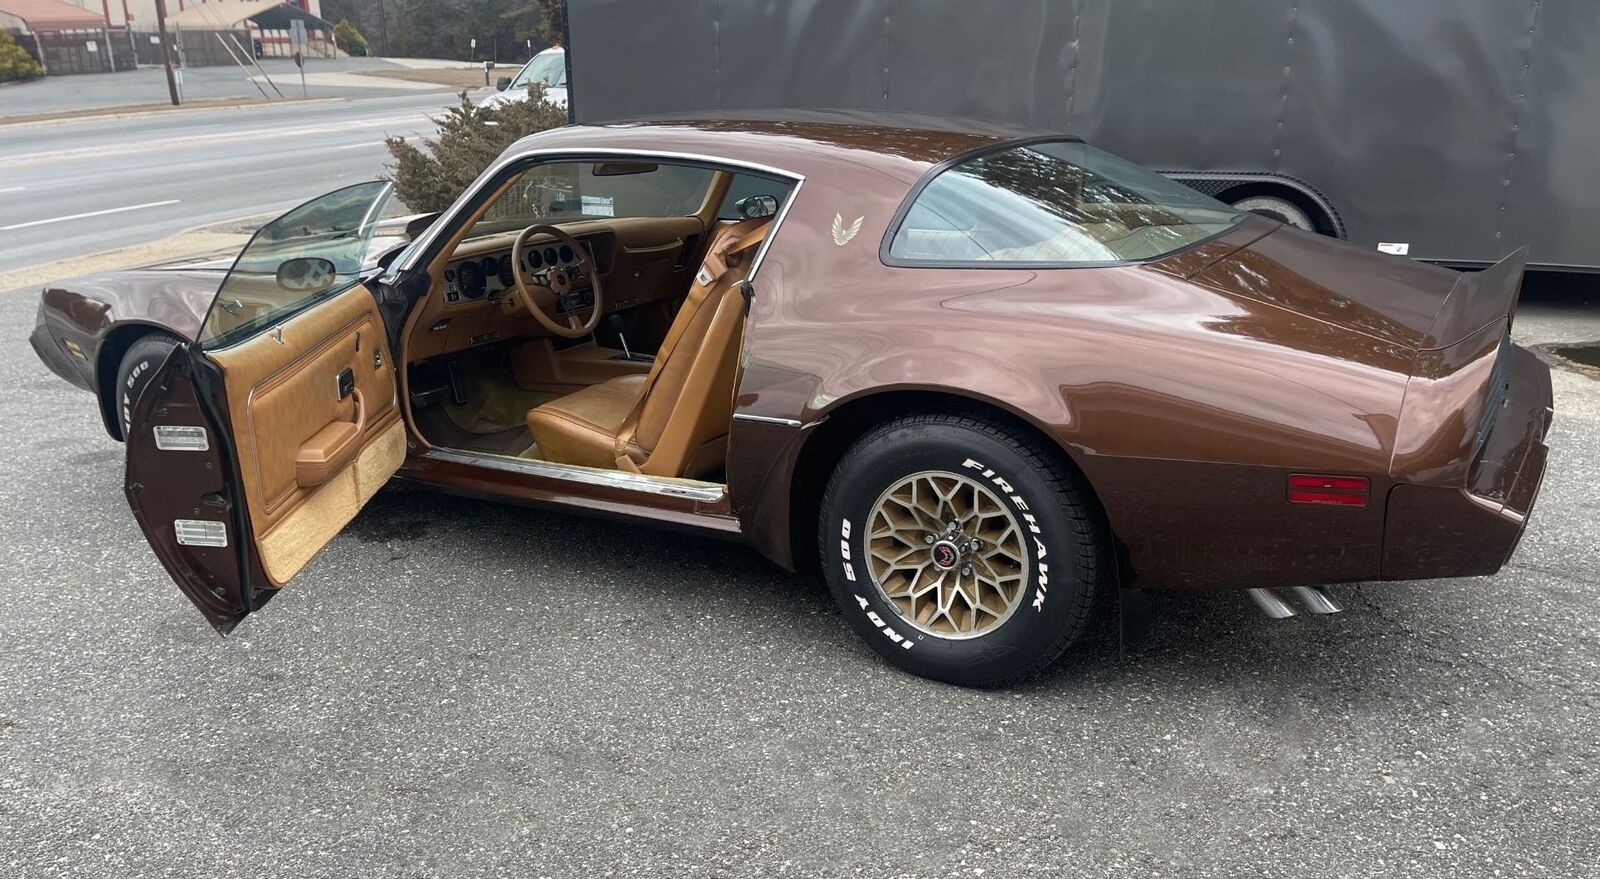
[386, 85, 567, 214]
[0, 31, 43, 83]
[333, 19, 369, 57]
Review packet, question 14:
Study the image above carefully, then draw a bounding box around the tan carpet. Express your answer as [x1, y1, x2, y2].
[441, 354, 560, 434]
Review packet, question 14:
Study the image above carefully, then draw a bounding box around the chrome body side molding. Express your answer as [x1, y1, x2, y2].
[732, 413, 804, 428]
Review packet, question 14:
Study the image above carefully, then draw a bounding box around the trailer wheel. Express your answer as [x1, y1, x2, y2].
[1230, 195, 1315, 231]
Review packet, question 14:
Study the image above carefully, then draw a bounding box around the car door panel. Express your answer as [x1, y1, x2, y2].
[206, 284, 402, 585]
[125, 349, 258, 633]
[122, 181, 409, 631]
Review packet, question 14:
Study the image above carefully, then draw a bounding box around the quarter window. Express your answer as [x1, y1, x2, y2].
[888, 140, 1247, 265]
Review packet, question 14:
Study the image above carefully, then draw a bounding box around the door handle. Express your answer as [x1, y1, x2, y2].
[293, 389, 366, 488]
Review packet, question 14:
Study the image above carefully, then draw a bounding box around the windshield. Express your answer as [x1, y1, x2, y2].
[468, 161, 714, 240]
[888, 140, 1248, 265]
[200, 181, 394, 349]
[511, 50, 566, 89]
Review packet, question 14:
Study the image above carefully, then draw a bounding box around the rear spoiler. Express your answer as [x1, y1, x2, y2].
[1421, 248, 1528, 350]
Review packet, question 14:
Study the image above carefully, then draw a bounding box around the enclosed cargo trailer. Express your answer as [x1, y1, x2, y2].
[564, 0, 1599, 272]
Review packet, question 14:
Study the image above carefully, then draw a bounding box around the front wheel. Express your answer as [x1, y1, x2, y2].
[114, 332, 182, 440]
[818, 413, 1109, 686]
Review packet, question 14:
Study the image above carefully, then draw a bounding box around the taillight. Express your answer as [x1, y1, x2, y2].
[1288, 474, 1369, 506]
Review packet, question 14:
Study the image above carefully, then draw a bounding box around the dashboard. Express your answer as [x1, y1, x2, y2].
[442, 238, 597, 306]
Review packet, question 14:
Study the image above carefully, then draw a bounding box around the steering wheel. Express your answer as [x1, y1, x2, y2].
[509, 224, 604, 339]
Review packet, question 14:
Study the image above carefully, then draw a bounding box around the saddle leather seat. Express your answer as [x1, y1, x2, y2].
[526, 216, 771, 479]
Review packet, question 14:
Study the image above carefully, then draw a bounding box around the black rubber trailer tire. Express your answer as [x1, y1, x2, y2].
[1230, 194, 1316, 231]
[818, 412, 1109, 687]
[114, 332, 182, 440]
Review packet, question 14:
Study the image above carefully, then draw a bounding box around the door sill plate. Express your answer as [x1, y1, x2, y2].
[421, 447, 726, 502]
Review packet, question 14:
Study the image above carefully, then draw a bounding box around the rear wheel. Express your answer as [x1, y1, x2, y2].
[114, 332, 182, 440]
[818, 412, 1108, 686]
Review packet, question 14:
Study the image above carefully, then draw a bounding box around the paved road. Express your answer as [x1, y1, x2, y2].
[0, 276, 1597, 875]
[0, 91, 473, 270]
[0, 57, 473, 118]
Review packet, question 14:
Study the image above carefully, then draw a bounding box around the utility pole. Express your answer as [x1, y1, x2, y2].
[376, 0, 389, 56]
[98, 0, 117, 71]
[153, 0, 179, 105]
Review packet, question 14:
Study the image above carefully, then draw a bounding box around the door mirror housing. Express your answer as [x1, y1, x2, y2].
[735, 194, 780, 219]
[276, 257, 338, 293]
[496, 76, 512, 91]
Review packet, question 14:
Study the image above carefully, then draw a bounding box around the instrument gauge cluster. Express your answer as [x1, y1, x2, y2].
[446, 238, 594, 305]
[455, 261, 485, 300]
[520, 239, 588, 274]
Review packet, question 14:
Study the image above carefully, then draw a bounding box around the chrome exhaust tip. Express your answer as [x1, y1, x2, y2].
[1246, 587, 1297, 619]
[1246, 586, 1344, 619]
[1290, 585, 1343, 615]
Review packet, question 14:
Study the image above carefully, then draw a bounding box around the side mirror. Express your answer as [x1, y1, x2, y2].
[496, 76, 512, 92]
[276, 257, 338, 293]
[735, 194, 780, 219]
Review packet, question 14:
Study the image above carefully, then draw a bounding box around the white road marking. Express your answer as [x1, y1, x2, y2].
[1, 199, 180, 231]
[0, 186, 26, 194]
[0, 114, 437, 169]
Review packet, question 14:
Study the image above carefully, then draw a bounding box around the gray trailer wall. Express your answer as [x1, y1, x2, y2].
[567, 0, 1599, 270]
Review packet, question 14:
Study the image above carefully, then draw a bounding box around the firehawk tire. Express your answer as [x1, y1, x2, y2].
[114, 332, 182, 440]
[818, 412, 1108, 687]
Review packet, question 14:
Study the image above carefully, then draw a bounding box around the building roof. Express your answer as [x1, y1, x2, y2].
[167, 0, 330, 30]
[0, 0, 106, 31]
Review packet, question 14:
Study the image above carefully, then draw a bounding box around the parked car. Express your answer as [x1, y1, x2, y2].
[480, 46, 567, 110]
[29, 113, 1553, 687]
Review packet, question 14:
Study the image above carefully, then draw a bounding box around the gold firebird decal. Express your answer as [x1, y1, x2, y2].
[832, 213, 864, 246]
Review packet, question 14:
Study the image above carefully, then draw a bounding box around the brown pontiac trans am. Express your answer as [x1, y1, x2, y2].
[29, 113, 1553, 687]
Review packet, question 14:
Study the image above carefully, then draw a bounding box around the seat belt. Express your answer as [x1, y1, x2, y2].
[693, 219, 772, 289]
[612, 218, 771, 473]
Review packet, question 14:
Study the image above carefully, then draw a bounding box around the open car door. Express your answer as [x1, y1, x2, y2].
[124, 182, 406, 633]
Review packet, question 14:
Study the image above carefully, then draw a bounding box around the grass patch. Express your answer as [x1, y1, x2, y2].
[357, 68, 496, 89]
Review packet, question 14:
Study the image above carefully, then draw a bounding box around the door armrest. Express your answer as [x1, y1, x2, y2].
[295, 389, 366, 488]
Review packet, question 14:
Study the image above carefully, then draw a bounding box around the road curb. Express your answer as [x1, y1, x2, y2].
[0, 214, 268, 293]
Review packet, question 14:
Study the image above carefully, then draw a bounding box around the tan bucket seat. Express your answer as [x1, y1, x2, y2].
[525, 216, 772, 479]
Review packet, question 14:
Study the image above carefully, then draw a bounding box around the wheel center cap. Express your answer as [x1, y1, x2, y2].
[930, 539, 961, 571]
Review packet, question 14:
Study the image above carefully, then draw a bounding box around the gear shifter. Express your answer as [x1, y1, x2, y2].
[605, 313, 637, 361]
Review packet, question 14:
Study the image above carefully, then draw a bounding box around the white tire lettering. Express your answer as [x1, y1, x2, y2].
[839, 518, 856, 582]
[962, 456, 1054, 613]
[847, 510, 909, 648]
[855, 595, 915, 649]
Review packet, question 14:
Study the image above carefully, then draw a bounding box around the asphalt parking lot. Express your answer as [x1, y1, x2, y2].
[1, 284, 1597, 878]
